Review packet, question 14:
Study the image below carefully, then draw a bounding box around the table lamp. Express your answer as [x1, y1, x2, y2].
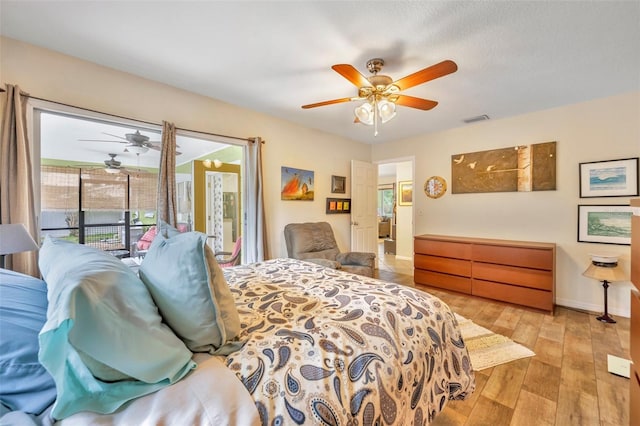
[0, 223, 39, 269]
[582, 254, 627, 323]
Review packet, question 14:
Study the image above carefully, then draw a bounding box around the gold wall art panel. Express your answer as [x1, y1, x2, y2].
[451, 141, 556, 194]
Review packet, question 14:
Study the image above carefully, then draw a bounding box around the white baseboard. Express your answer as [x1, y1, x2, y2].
[555, 297, 630, 319]
[395, 255, 412, 261]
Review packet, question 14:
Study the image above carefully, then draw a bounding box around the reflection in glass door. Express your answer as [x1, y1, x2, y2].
[205, 171, 239, 253]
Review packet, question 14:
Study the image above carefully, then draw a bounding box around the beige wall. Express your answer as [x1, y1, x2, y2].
[4, 36, 639, 316]
[373, 92, 640, 317]
[1, 36, 371, 260]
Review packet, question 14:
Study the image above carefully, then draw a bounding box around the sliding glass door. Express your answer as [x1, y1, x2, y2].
[35, 106, 245, 261]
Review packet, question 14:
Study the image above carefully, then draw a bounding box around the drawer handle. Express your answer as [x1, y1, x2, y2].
[636, 369, 640, 386]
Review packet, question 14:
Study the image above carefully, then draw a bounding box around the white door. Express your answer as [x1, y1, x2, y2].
[350, 160, 378, 259]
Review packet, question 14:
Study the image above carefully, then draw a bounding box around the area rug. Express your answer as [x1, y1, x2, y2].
[455, 313, 536, 370]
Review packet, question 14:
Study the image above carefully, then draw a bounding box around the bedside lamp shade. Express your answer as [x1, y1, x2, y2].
[583, 254, 627, 323]
[0, 223, 39, 269]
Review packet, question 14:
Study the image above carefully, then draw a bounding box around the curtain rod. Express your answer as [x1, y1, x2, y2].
[14, 92, 260, 144]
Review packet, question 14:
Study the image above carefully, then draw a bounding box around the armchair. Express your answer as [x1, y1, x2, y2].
[284, 222, 376, 277]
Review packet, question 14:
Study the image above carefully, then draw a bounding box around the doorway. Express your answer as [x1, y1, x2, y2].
[205, 170, 240, 253]
[377, 160, 414, 276]
[192, 160, 241, 258]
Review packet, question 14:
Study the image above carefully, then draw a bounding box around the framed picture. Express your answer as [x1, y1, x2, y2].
[579, 157, 639, 198]
[281, 166, 314, 200]
[398, 181, 413, 206]
[331, 175, 346, 193]
[578, 204, 633, 245]
[326, 197, 351, 214]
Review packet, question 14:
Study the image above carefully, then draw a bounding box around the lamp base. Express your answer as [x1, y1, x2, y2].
[596, 313, 616, 324]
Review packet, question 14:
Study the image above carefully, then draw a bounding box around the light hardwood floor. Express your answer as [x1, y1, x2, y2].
[374, 246, 630, 426]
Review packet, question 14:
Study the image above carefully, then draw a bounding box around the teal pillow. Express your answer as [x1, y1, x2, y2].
[139, 230, 242, 355]
[38, 237, 196, 420]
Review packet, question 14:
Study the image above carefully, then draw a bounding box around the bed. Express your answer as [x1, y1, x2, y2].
[0, 233, 475, 426]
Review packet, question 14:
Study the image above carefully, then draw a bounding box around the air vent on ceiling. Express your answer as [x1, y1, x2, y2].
[462, 114, 490, 124]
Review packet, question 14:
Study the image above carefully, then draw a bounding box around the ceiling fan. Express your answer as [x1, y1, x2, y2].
[75, 153, 147, 175]
[79, 130, 182, 155]
[302, 58, 458, 135]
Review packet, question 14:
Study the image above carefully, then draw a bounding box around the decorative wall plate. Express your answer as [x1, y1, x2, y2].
[424, 176, 447, 199]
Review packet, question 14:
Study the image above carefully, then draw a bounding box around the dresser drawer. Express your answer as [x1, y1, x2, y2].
[631, 289, 640, 365]
[472, 244, 553, 270]
[473, 262, 553, 291]
[415, 254, 471, 277]
[472, 279, 553, 311]
[414, 239, 472, 260]
[414, 269, 472, 294]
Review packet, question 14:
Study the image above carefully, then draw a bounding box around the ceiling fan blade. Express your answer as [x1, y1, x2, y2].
[392, 60, 458, 91]
[394, 95, 439, 110]
[148, 145, 182, 155]
[103, 132, 129, 141]
[78, 139, 127, 143]
[331, 64, 373, 88]
[301, 97, 355, 109]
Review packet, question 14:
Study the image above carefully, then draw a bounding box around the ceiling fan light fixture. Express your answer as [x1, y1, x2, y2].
[127, 145, 149, 154]
[104, 167, 120, 174]
[354, 102, 374, 125]
[378, 100, 397, 123]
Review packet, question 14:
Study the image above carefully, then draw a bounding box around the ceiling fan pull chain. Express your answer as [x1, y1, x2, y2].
[374, 99, 379, 137]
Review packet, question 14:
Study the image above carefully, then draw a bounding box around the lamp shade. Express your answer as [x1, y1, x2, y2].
[582, 254, 627, 282]
[0, 224, 39, 255]
[377, 100, 397, 123]
[354, 102, 374, 125]
[583, 263, 627, 282]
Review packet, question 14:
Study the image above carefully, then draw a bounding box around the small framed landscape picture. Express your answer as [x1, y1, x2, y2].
[577, 204, 633, 245]
[579, 157, 639, 198]
[398, 181, 413, 206]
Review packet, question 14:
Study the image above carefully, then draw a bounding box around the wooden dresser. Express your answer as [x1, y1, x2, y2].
[630, 198, 639, 425]
[414, 234, 556, 313]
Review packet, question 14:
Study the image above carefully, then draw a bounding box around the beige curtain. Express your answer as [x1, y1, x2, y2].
[0, 84, 39, 276]
[156, 120, 177, 228]
[245, 137, 268, 262]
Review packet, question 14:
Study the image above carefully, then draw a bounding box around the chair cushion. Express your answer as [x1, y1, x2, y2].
[38, 236, 195, 420]
[139, 229, 242, 355]
[284, 222, 340, 260]
[136, 226, 157, 250]
[0, 269, 56, 415]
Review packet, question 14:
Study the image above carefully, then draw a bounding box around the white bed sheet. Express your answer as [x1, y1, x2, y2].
[57, 353, 259, 426]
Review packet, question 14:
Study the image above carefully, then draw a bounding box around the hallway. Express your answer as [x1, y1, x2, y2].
[375, 240, 413, 283]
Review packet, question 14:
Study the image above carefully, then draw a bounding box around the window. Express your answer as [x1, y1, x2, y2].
[377, 184, 395, 217]
[40, 165, 158, 256]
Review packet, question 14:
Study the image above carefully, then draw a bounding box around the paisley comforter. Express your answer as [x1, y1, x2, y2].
[224, 259, 475, 426]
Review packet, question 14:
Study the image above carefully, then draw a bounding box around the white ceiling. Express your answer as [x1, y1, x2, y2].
[1, 1, 639, 146]
[39, 112, 226, 169]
